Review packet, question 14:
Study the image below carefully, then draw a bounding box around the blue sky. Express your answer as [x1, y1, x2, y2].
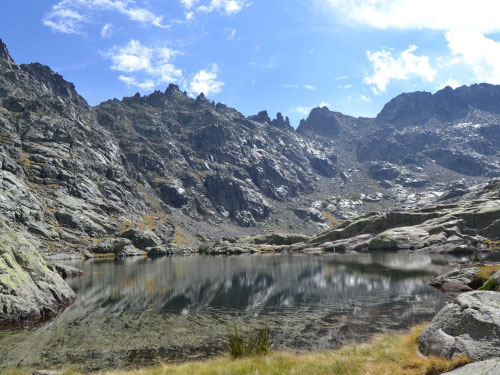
[2, 0, 500, 126]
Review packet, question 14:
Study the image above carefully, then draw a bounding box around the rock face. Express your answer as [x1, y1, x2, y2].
[210, 180, 500, 255]
[0, 221, 75, 325]
[418, 291, 500, 362]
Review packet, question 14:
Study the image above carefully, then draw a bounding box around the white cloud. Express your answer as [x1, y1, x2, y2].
[364, 45, 436, 93]
[322, 0, 500, 34]
[322, 0, 500, 86]
[190, 64, 224, 95]
[196, 0, 250, 15]
[106, 40, 183, 90]
[359, 95, 372, 102]
[335, 75, 349, 80]
[283, 84, 316, 90]
[338, 84, 352, 89]
[226, 28, 238, 40]
[118, 75, 155, 90]
[101, 23, 113, 38]
[43, 0, 169, 34]
[293, 102, 331, 115]
[182, 0, 200, 9]
[441, 78, 461, 89]
[43, 7, 85, 34]
[446, 30, 500, 84]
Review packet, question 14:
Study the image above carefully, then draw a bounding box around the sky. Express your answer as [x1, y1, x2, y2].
[1, 0, 500, 126]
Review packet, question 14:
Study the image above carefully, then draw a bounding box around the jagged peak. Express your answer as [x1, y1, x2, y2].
[0, 39, 15, 64]
[165, 83, 182, 96]
[248, 110, 271, 124]
[270, 112, 292, 130]
[195, 92, 210, 105]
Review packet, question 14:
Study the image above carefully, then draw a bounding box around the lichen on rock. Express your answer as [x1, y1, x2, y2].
[0, 220, 75, 326]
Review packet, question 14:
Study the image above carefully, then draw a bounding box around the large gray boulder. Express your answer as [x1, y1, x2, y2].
[419, 291, 500, 362]
[0, 222, 75, 325]
[441, 359, 500, 375]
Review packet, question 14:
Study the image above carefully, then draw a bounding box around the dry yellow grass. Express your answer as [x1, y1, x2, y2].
[321, 210, 336, 228]
[34, 325, 469, 375]
[476, 265, 500, 280]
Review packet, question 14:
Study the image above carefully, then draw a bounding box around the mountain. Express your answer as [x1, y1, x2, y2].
[1, 37, 500, 261]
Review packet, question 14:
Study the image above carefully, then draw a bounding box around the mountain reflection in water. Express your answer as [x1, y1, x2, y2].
[0, 252, 459, 371]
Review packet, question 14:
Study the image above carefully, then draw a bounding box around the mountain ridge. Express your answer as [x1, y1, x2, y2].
[0, 37, 500, 259]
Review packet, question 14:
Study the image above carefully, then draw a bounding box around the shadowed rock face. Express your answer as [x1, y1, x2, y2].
[297, 106, 341, 137]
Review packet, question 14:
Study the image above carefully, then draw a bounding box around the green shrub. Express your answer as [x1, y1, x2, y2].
[227, 326, 271, 359]
[479, 278, 498, 291]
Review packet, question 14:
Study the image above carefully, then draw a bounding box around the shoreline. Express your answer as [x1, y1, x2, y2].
[7, 325, 469, 375]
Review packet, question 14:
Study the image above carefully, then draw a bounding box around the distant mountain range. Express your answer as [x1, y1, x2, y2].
[1, 38, 499, 257]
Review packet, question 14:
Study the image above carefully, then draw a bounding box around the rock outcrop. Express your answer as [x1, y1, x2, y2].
[418, 291, 500, 362]
[0, 221, 75, 326]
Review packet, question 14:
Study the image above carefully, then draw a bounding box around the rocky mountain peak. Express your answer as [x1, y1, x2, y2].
[297, 106, 340, 137]
[248, 110, 271, 124]
[271, 112, 292, 130]
[195, 92, 211, 106]
[376, 83, 500, 127]
[0, 39, 15, 65]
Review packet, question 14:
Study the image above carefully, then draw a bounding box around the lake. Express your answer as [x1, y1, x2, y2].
[0, 252, 462, 371]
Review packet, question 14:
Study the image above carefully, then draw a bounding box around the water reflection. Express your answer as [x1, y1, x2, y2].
[0, 253, 457, 371]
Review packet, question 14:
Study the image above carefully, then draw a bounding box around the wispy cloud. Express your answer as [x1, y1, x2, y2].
[101, 23, 113, 38]
[181, 0, 250, 18]
[190, 64, 224, 95]
[43, 7, 85, 34]
[364, 45, 435, 93]
[335, 75, 349, 80]
[106, 40, 183, 89]
[292, 101, 331, 115]
[43, 0, 170, 34]
[283, 84, 316, 90]
[225, 28, 239, 40]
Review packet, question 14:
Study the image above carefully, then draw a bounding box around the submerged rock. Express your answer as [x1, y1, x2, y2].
[418, 291, 500, 362]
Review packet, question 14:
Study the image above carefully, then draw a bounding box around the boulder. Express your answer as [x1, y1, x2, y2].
[441, 359, 500, 375]
[419, 291, 500, 361]
[120, 229, 161, 250]
[0, 221, 75, 325]
[429, 267, 480, 295]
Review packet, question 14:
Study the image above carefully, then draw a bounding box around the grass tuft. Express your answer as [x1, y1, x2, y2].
[227, 326, 271, 358]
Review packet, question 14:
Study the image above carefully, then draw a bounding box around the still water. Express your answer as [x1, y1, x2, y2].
[0, 252, 460, 371]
